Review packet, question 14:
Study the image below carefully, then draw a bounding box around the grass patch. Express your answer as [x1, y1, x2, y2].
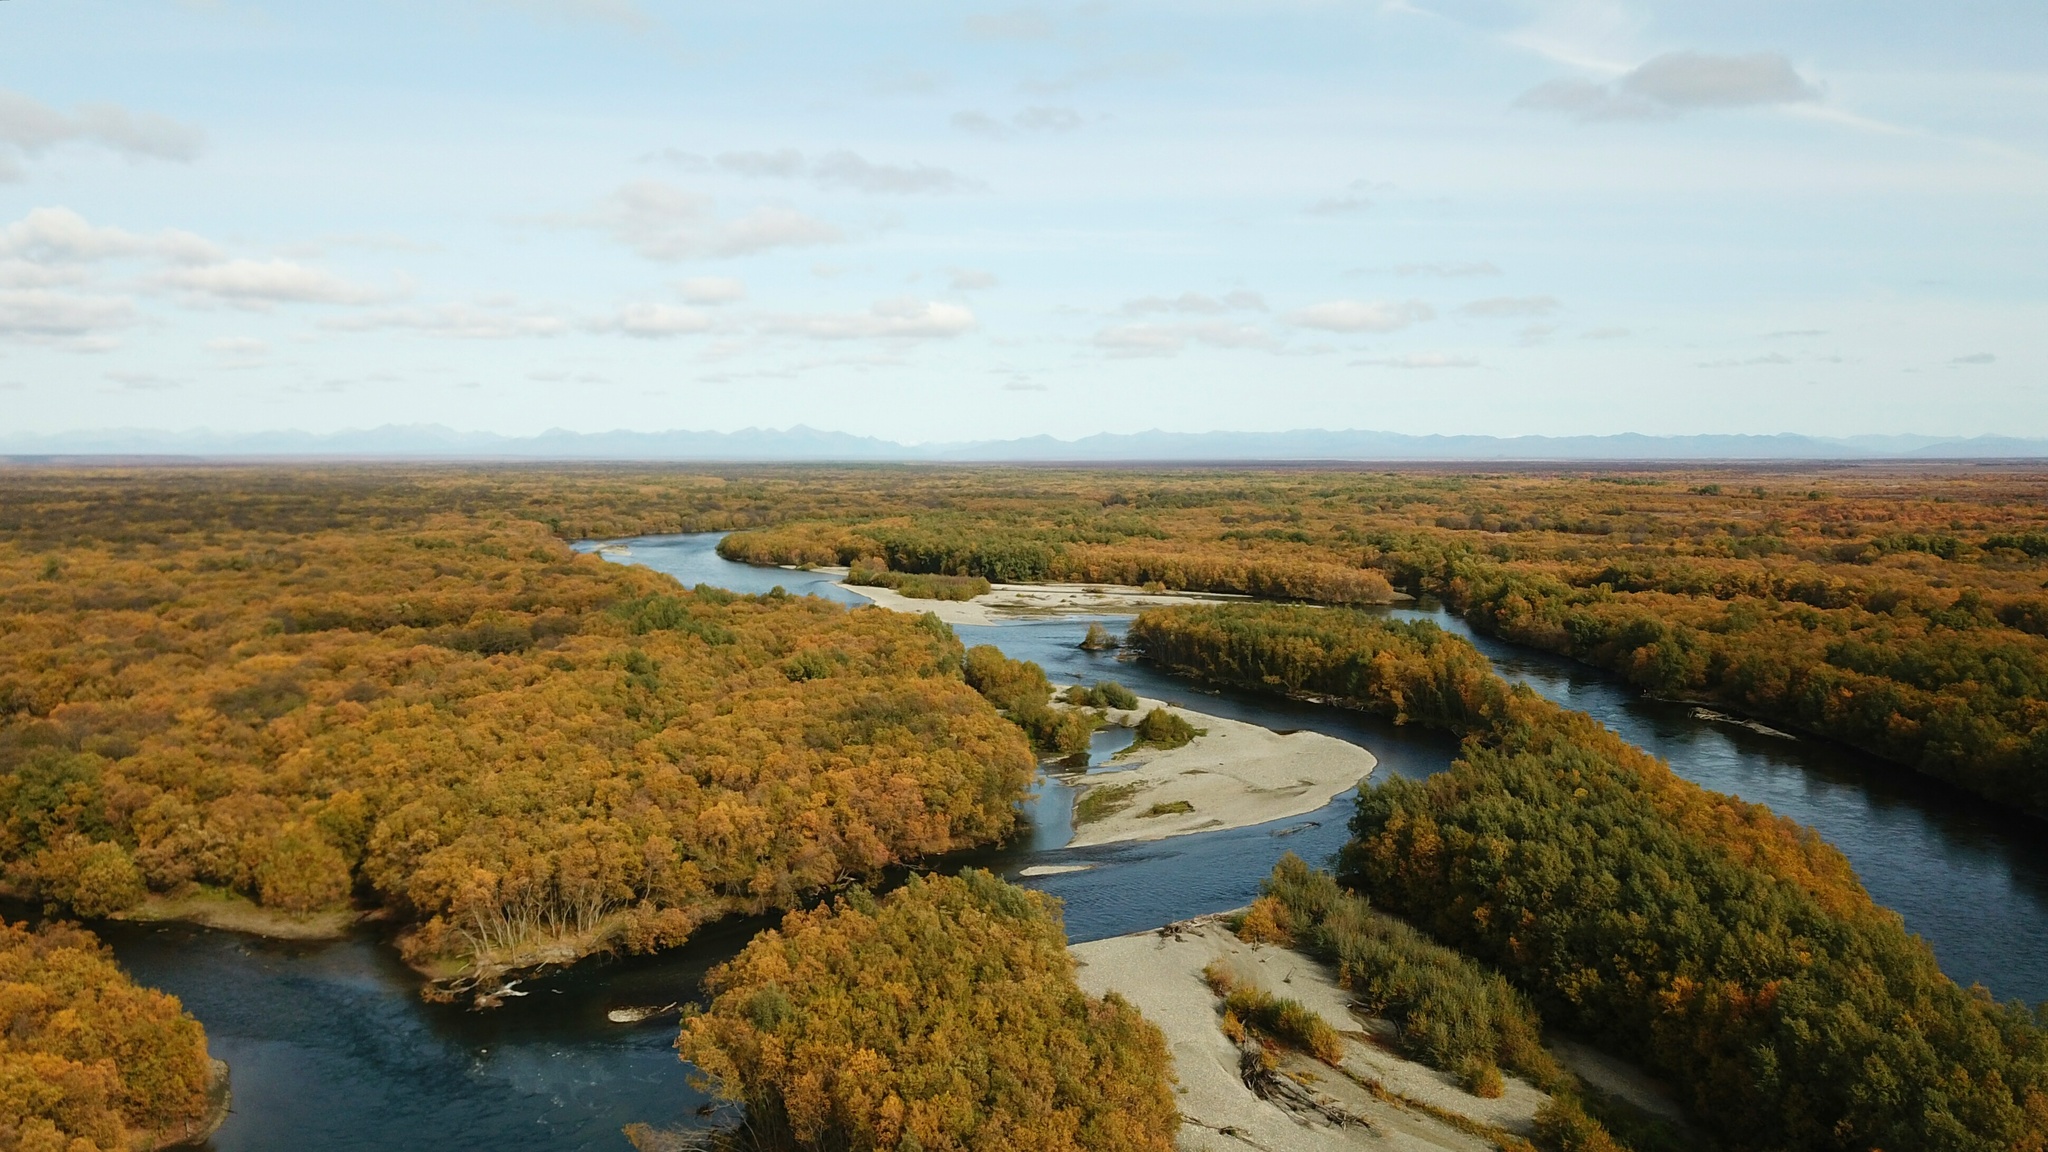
[1073, 781, 1141, 824]
[1138, 800, 1194, 818]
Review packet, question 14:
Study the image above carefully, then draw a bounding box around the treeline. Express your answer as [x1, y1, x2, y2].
[721, 524, 1399, 605]
[1, 919, 220, 1152]
[670, 870, 1178, 1152]
[1, 515, 1034, 990]
[1128, 602, 2048, 1152]
[1367, 532, 2048, 815]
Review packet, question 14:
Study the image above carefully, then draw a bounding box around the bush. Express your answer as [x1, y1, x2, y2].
[1062, 680, 1139, 711]
[847, 560, 991, 601]
[1079, 623, 1119, 651]
[676, 871, 1179, 1152]
[1130, 708, 1199, 751]
[1202, 959, 1344, 1065]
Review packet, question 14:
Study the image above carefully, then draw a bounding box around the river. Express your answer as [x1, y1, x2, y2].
[90, 532, 2048, 1151]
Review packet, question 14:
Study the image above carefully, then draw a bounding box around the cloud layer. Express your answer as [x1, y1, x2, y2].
[1520, 52, 1820, 121]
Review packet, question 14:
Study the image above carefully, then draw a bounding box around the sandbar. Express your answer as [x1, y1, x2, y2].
[827, 571, 1245, 626]
[1071, 916, 1549, 1152]
[1063, 695, 1374, 849]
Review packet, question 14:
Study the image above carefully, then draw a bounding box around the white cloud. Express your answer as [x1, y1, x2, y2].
[1581, 327, 1631, 340]
[0, 89, 203, 174]
[954, 106, 1086, 138]
[595, 182, 841, 260]
[158, 259, 385, 307]
[606, 302, 711, 338]
[1290, 299, 1433, 333]
[679, 276, 746, 304]
[206, 336, 268, 356]
[326, 303, 572, 339]
[948, 267, 999, 291]
[712, 149, 983, 194]
[1460, 295, 1560, 318]
[951, 111, 1008, 137]
[1014, 106, 1084, 133]
[769, 297, 976, 340]
[1950, 353, 1996, 365]
[1520, 52, 1820, 121]
[0, 207, 218, 265]
[716, 149, 806, 178]
[0, 289, 136, 337]
[1093, 324, 1186, 357]
[1122, 290, 1265, 316]
[1307, 180, 1386, 216]
[1352, 353, 1480, 369]
[1093, 320, 1279, 357]
[812, 151, 984, 195]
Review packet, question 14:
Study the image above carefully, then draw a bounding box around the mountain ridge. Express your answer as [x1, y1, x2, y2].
[3, 425, 2044, 461]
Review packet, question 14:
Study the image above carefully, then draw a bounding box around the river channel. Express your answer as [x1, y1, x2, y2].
[88, 531, 2048, 1151]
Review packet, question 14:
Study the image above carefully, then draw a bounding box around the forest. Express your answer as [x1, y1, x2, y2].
[701, 465, 2048, 817]
[4, 463, 2046, 1150]
[1128, 601, 2048, 1152]
[0, 503, 1035, 994]
[0, 919, 219, 1152]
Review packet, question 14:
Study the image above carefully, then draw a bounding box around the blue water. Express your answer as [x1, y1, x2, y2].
[93, 531, 2048, 1152]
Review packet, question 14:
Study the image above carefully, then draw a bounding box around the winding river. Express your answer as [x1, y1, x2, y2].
[89, 532, 2048, 1151]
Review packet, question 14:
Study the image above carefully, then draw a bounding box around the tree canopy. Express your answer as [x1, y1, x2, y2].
[676, 870, 1178, 1152]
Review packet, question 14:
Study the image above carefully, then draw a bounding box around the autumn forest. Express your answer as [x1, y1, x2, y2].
[3, 463, 2046, 1152]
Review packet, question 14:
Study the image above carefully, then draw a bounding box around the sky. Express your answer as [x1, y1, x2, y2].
[1, 0, 2044, 443]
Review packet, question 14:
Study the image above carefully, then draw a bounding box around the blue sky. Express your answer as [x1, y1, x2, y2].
[2, 0, 2043, 441]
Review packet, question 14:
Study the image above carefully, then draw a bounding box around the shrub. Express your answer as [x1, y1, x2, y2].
[1130, 708, 1199, 751]
[1202, 960, 1345, 1066]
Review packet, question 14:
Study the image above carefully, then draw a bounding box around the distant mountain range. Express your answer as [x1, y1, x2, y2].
[3, 426, 2046, 462]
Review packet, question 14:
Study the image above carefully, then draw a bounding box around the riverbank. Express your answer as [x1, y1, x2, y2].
[1071, 915, 1548, 1152]
[1063, 695, 1375, 849]
[114, 889, 359, 941]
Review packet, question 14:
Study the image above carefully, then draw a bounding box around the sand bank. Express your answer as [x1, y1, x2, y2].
[1063, 695, 1375, 849]
[826, 571, 1245, 626]
[1072, 916, 1549, 1152]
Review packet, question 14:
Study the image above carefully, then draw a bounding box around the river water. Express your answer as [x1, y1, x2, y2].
[90, 532, 2048, 1151]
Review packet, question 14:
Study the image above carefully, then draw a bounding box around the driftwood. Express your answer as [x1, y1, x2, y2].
[1237, 1037, 1370, 1130]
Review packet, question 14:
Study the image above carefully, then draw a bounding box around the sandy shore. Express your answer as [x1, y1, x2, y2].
[1072, 916, 1549, 1152]
[1064, 695, 1375, 849]
[825, 570, 1245, 625]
